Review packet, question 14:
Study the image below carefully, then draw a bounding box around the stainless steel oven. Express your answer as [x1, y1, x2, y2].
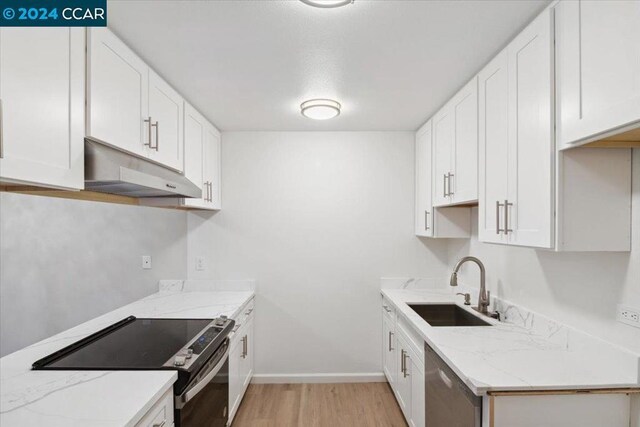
[32, 316, 235, 427]
[176, 338, 230, 427]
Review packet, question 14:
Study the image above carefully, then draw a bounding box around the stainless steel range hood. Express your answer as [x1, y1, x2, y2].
[84, 139, 201, 198]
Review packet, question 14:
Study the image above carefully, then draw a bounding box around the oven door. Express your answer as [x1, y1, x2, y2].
[175, 339, 229, 427]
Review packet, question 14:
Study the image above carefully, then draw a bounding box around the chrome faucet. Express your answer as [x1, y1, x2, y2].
[450, 256, 490, 314]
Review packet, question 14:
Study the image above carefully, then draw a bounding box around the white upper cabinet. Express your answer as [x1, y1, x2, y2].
[148, 70, 184, 171]
[415, 120, 471, 238]
[506, 9, 554, 248]
[0, 28, 84, 190]
[478, 49, 509, 244]
[415, 121, 433, 236]
[556, 0, 640, 148]
[87, 28, 184, 172]
[433, 77, 478, 206]
[87, 27, 148, 158]
[182, 102, 221, 210]
[432, 106, 454, 207]
[479, 8, 554, 249]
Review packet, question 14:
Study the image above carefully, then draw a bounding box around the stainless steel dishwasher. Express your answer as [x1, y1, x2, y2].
[425, 343, 482, 426]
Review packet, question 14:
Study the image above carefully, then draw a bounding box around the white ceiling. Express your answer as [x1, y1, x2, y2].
[108, 0, 550, 131]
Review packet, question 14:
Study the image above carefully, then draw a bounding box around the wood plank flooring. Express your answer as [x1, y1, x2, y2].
[232, 383, 408, 427]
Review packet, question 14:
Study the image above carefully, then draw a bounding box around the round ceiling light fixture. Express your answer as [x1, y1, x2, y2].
[300, 99, 342, 120]
[299, 0, 354, 8]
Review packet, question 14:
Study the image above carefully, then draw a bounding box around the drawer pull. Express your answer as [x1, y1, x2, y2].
[152, 421, 166, 427]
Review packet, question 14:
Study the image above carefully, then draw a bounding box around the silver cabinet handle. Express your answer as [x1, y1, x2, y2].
[208, 182, 213, 202]
[447, 173, 454, 196]
[424, 211, 430, 230]
[241, 335, 248, 359]
[496, 200, 504, 234]
[403, 351, 410, 377]
[400, 349, 405, 374]
[144, 117, 153, 149]
[388, 331, 394, 351]
[245, 308, 253, 316]
[443, 174, 447, 198]
[504, 200, 513, 234]
[0, 98, 4, 159]
[153, 120, 159, 151]
[232, 324, 241, 332]
[382, 305, 391, 313]
[152, 421, 166, 427]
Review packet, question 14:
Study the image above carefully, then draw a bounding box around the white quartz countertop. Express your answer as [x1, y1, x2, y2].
[0, 288, 254, 426]
[382, 288, 640, 395]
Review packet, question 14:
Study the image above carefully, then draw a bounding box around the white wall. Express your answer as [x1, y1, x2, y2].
[449, 149, 640, 354]
[0, 193, 187, 357]
[187, 131, 449, 379]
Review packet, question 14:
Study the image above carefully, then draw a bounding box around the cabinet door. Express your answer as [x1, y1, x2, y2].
[148, 70, 183, 171]
[395, 336, 412, 421]
[0, 28, 84, 190]
[382, 314, 396, 386]
[507, 8, 554, 248]
[415, 121, 433, 236]
[556, 0, 640, 148]
[204, 124, 222, 210]
[242, 316, 254, 389]
[478, 50, 509, 244]
[87, 28, 149, 157]
[450, 77, 478, 204]
[409, 359, 425, 427]
[432, 106, 453, 207]
[183, 103, 204, 190]
[228, 335, 243, 423]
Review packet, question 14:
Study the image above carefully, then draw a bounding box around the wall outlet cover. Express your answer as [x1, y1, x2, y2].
[617, 304, 640, 328]
[195, 256, 205, 271]
[142, 255, 152, 270]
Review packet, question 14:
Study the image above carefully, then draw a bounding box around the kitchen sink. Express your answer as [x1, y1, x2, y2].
[408, 304, 492, 327]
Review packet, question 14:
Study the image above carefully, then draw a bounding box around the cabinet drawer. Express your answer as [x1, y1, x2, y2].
[398, 316, 424, 367]
[382, 297, 396, 322]
[135, 388, 174, 427]
[233, 299, 255, 329]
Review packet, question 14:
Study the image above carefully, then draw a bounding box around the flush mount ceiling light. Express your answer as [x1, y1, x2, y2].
[300, 99, 342, 120]
[299, 0, 354, 8]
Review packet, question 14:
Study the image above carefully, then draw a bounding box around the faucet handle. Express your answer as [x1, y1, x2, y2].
[456, 293, 471, 305]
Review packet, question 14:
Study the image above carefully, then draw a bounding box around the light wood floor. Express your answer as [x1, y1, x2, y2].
[232, 383, 408, 427]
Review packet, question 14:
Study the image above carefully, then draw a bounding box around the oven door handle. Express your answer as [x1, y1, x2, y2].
[175, 346, 230, 409]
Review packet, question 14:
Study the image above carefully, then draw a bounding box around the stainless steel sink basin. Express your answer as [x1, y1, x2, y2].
[408, 304, 492, 327]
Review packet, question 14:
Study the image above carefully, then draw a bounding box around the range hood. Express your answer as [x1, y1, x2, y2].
[84, 139, 201, 198]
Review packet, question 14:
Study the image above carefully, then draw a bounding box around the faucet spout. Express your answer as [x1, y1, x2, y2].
[450, 256, 490, 314]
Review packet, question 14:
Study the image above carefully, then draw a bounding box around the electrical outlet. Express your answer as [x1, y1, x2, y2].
[195, 257, 205, 271]
[142, 256, 152, 270]
[617, 304, 640, 328]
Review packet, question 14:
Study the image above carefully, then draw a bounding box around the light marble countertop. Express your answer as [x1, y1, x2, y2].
[382, 288, 640, 395]
[0, 287, 254, 427]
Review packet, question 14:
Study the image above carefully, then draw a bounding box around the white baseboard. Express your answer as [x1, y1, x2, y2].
[251, 373, 386, 384]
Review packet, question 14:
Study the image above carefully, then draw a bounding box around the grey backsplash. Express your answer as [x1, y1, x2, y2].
[0, 193, 187, 357]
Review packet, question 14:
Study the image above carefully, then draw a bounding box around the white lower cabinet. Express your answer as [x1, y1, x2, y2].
[487, 392, 632, 427]
[135, 387, 174, 427]
[229, 299, 255, 425]
[0, 27, 85, 190]
[383, 298, 425, 427]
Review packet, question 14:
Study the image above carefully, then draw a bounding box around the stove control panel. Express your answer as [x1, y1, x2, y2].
[165, 317, 233, 370]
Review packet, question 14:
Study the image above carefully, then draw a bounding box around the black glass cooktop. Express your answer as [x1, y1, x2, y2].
[33, 317, 213, 370]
